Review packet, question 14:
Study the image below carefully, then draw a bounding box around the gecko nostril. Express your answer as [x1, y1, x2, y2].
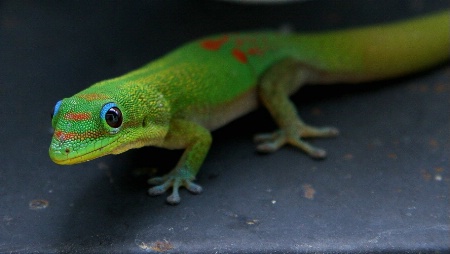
[65, 148, 70, 154]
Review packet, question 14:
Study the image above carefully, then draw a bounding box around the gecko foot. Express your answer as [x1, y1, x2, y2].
[254, 124, 339, 159]
[148, 174, 203, 205]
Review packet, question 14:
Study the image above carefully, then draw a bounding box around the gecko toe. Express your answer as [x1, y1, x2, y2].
[148, 181, 171, 196]
[298, 124, 339, 138]
[147, 176, 165, 185]
[288, 137, 328, 159]
[185, 181, 203, 194]
[256, 141, 283, 153]
[254, 131, 285, 153]
[166, 193, 181, 205]
[329, 127, 340, 136]
[253, 131, 281, 143]
[308, 148, 327, 159]
[166, 187, 181, 205]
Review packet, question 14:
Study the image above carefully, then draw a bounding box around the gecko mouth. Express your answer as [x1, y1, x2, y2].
[49, 137, 121, 165]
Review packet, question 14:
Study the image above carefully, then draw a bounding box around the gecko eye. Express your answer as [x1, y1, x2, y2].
[101, 103, 123, 129]
[51, 100, 63, 119]
[106, 107, 122, 128]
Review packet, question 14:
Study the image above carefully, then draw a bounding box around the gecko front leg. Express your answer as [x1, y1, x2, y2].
[255, 58, 339, 158]
[148, 119, 212, 205]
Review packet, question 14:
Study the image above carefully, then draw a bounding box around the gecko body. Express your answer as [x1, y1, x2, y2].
[50, 11, 449, 204]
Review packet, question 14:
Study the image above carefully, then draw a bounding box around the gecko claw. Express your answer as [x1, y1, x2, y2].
[148, 174, 202, 205]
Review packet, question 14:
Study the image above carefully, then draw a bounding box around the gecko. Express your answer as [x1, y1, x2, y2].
[50, 11, 449, 204]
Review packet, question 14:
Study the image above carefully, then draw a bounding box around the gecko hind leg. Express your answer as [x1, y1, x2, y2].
[254, 58, 339, 159]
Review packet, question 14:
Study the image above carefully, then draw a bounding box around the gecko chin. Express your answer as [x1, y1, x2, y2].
[49, 148, 109, 165]
[49, 138, 121, 165]
[50, 156, 87, 165]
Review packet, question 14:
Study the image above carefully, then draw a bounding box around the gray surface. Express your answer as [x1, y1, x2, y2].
[0, 0, 449, 253]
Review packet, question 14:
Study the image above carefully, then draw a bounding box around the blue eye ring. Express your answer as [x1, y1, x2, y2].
[101, 102, 123, 131]
[52, 100, 63, 119]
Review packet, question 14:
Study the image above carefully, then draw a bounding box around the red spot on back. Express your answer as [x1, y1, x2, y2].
[232, 48, 247, 64]
[200, 35, 229, 51]
[247, 47, 264, 56]
[64, 112, 91, 121]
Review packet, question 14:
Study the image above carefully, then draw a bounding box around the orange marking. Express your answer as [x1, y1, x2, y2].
[200, 35, 229, 51]
[64, 112, 91, 121]
[232, 48, 247, 64]
[77, 93, 109, 101]
[55, 130, 77, 141]
[54, 129, 102, 142]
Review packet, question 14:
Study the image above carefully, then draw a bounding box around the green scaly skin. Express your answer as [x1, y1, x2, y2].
[50, 11, 449, 204]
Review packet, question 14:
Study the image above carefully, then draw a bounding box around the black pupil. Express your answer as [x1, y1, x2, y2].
[105, 107, 122, 128]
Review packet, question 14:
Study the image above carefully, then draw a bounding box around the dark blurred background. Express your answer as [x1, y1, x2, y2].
[0, 0, 449, 252]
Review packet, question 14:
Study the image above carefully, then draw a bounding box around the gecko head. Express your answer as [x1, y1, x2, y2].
[49, 87, 170, 165]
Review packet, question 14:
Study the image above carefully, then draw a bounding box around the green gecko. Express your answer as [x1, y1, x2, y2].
[50, 11, 449, 204]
